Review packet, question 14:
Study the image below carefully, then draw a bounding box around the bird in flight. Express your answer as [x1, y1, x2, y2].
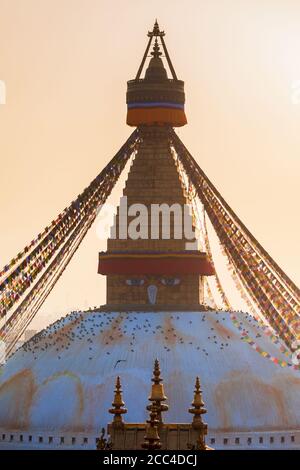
[114, 359, 127, 369]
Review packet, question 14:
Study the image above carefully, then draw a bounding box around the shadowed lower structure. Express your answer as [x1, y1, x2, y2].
[105, 360, 211, 451]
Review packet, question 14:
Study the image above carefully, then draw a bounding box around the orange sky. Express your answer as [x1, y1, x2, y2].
[0, 0, 299, 330]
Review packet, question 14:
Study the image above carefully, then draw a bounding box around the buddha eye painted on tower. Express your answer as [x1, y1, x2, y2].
[161, 278, 181, 286]
[125, 277, 180, 287]
[126, 279, 145, 286]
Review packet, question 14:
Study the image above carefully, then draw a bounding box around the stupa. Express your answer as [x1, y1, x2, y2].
[0, 21, 299, 450]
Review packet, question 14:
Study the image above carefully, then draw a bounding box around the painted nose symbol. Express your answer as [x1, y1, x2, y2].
[147, 285, 157, 305]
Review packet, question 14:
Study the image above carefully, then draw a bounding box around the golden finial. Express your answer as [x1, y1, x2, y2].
[148, 20, 165, 37]
[189, 377, 207, 429]
[109, 376, 127, 428]
[187, 376, 208, 450]
[147, 359, 168, 424]
[141, 403, 162, 450]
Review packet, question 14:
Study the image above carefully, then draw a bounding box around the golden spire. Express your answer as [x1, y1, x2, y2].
[148, 19, 165, 38]
[189, 376, 207, 429]
[188, 376, 208, 450]
[141, 403, 162, 450]
[109, 376, 127, 428]
[147, 359, 168, 424]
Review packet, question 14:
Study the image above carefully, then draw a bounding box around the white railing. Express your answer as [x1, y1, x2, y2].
[0, 428, 299, 450]
[207, 430, 300, 450]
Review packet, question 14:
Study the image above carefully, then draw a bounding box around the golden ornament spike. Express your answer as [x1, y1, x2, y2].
[189, 376, 207, 429]
[187, 376, 209, 450]
[109, 376, 127, 428]
[147, 359, 168, 424]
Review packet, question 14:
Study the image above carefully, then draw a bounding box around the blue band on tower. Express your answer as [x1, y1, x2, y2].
[128, 102, 184, 109]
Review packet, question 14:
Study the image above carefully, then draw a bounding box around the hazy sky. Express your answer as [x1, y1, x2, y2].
[0, 0, 299, 330]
